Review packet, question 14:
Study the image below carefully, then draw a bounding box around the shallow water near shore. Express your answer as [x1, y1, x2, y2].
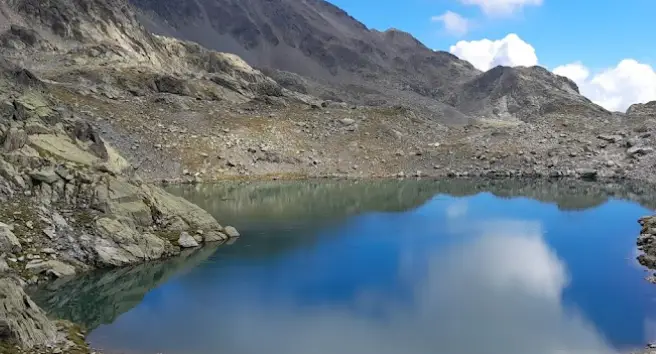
[31, 179, 656, 354]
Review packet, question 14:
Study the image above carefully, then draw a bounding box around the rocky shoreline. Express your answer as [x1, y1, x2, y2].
[0, 67, 239, 353]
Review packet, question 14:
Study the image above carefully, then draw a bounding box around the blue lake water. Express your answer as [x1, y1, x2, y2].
[32, 180, 656, 354]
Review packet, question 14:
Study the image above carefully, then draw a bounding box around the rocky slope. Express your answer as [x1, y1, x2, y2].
[449, 65, 610, 122]
[0, 4, 245, 351]
[627, 101, 656, 118]
[129, 0, 611, 124]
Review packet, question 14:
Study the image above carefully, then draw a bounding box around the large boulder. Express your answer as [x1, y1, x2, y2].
[28, 134, 99, 166]
[25, 260, 76, 278]
[0, 222, 21, 253]
[93, 217, 168, 267]
[141, 184, 223, 232]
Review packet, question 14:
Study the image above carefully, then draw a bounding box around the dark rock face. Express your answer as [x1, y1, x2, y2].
[130, 0, 478, 99]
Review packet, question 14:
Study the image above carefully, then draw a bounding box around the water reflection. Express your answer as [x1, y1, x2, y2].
[31, 180, 656, 354]
[30, 244, 223, 330]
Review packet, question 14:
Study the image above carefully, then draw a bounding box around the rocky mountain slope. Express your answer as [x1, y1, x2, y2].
[130, 0, 610, 123]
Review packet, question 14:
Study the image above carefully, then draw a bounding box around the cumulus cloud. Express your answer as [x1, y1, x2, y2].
[449, 34, 656, 112]
[460, 0, 543, 16]
[431, 11, 470, 36]
[553, 60, 656, 112]
[449, 33, 538, 71]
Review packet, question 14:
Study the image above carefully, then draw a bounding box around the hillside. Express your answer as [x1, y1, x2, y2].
[130, 0, 611, 123]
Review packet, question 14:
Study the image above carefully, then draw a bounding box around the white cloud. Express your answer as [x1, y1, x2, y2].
[552, 62, 590, 84]
[431, 11, 470, 36]
[554, 60, 656, 112]
[449, 34, 656, 112]
[460, 0, 543, 16]
[449, 33, 538, 71]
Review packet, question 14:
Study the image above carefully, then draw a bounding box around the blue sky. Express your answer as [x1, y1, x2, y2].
[328, 0, 656, 112]
[329, 0, 655, 69]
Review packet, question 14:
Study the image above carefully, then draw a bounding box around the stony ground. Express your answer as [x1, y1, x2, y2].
[39, 81, 656, 186]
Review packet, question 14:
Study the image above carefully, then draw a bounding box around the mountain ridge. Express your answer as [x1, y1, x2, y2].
[129, 0, 610, 122]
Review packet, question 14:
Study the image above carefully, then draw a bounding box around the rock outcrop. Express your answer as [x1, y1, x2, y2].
[0, 47, 239, 352]
[627, 101, 656, 118]
[0, 276, 57, 349]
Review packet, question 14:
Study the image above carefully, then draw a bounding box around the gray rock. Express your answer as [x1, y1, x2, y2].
[94, 218, 167, 266]
[204, 230, 228, 242]
[223, 226, 240, 238]
[0, 257, 8, 273]
[178, 231, 200, 248]
[339, 118, 355, 126]
[30, 169, 60, 184]
[628, 146, 654, 156]
[2, 127, 27, 152]
[0, 158, 26, 189]
[54, 166, 73, 181]
[597, 134, 623, 143]
[0, 222, 22, 253]
[25, 260, 76, 278]
[0, 277, 57, 348]
[42, 228, 56, 240]
[577, 168, 598, 180]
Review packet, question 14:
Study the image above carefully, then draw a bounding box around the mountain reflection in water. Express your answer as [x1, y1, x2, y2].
[31, 179, 656, 354]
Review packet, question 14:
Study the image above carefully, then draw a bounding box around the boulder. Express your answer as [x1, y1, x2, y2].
[0, 158, 26, 188]
[2, 127, 28, 152]
[0, 222, 21, 253]
[30, 168, 60, 184]
[93, 218, 167, 267]
[577, 169, 598, 181]
[0, 257, 8, 273]
[223, 226, 240, 238]
[25, 260, 76, 278]
[178, 231, 199, 248]
[627, 146, 654, 157]
[339, 118, 355, 126]
[0, 276, 57, 348]
[204, 230, 228, 242]
[93, 177, 152, 226]
[141, 184, 223, 231]
[28, 134, 99, 166]
[13, 93, 54, 122]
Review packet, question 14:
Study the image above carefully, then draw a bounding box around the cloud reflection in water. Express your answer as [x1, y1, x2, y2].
[91, 212, 620, 354]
